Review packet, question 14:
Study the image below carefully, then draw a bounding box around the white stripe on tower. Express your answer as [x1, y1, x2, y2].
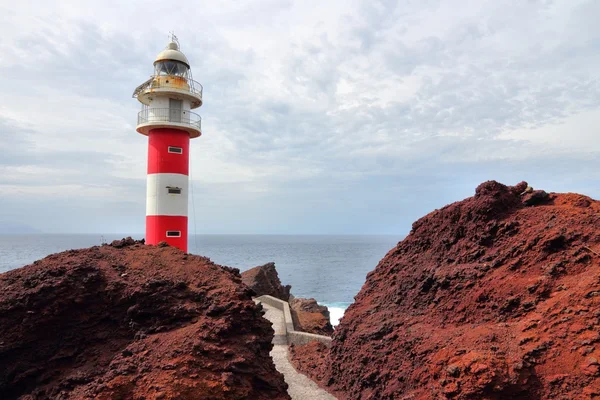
[146, 173, 189, 216]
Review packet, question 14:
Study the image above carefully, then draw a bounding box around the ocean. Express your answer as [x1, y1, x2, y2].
[0, 234, 401, 325]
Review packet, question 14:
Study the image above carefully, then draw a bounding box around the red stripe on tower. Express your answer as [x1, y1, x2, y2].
[146, 215, 188, 251]
[147, 128, 190, 175]
[133, 36, 203, 252]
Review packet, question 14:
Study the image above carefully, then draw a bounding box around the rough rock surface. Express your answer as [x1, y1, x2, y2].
[292, 181, 600, 399]
[0, 239, 290, 400]
[241, 262, 291, 301]
[289, 342, 330, 384]
[290, 298, 334, 336]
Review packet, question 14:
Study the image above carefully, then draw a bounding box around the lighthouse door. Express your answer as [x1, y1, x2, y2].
[169, 99, 183, 123]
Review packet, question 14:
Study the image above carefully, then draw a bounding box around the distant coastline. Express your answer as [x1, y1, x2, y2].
[0, 222, 42, 234]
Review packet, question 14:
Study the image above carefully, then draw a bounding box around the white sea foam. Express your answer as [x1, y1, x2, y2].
[329, 307, 346, 326]
[322, 302, 351, 327]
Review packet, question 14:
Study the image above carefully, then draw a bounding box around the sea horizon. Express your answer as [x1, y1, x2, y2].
[0, 233, 402, 326]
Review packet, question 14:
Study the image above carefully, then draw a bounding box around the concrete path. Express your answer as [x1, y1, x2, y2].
[260, 303, 336, 400]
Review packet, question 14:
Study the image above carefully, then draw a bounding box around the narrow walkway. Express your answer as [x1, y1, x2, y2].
[260, 303, 336, 400]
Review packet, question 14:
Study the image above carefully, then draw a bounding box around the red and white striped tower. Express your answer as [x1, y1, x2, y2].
[133, 36, 203, 252]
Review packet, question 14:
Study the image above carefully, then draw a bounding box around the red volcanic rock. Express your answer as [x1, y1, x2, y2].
[110, 236, 137, 248]
[295, 181, 600, 399]
[241, 262, 291, 301]
[290, 297, 334, 336]
[289, 342, 329, 383]
[0, 239, 290, 400]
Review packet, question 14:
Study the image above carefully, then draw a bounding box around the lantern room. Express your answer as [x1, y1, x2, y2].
[132, 39, 203, 138]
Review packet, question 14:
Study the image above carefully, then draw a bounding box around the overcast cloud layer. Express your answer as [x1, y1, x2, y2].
[0, 0, 599, 234]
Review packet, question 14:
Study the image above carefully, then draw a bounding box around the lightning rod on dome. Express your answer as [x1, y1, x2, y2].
[168, 31, 180, 47]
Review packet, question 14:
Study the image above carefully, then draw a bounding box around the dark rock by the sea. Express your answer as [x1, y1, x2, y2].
[241, 262, 291, 301]
[241, 262, 333, 336]
[290, 297, 334, 336]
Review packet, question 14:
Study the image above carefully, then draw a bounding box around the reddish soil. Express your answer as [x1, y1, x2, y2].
[0, 238, 290, 400]
[291, 181, 600, 399]
[290, 298, 334, 336]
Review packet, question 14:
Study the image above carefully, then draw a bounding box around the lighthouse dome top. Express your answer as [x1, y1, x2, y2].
[154, 41, 190, 68]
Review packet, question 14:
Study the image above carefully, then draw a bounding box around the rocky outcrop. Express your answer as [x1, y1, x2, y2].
[242, 263, 333, 336]
[241, 262, 291, 301]
[0, 239, 290, 400]
[290, 297, 334, 336]
[292, 181, 600, 399]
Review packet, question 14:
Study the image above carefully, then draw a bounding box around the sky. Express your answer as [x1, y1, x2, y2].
[0, 0, 598, 235]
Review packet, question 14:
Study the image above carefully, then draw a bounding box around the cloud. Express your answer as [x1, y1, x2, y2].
[0, 0, 598, 234]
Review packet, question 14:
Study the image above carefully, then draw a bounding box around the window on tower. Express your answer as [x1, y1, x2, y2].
[168, 146, 183, 154]
[166, 231, 181, 237]
[167, 187, 182, 195]
[155, 60, 189, 77]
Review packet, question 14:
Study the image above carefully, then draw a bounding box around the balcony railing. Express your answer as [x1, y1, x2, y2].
[132, 75, 203, 101]
[137, 108, 201, 131]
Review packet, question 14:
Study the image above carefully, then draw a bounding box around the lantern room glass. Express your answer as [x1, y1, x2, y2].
[155, 60, 189, 77]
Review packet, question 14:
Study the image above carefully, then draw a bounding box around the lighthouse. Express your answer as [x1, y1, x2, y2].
[133, 36, 202, 252]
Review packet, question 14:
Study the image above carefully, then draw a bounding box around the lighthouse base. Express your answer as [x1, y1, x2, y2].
[146, 215, 188, 252]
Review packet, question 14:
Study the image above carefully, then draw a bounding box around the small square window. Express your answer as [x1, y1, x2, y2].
[168, 146, 183, 154]
[166, 231, 181, 237]
[167, 187, 182, 195]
